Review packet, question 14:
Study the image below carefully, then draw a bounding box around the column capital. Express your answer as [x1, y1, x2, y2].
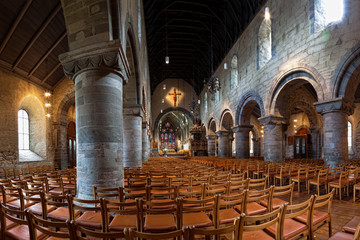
[59, 40, 129, 83]
[232, 125, 253, 133]
[314, 97, 354, 116]
[123, 104, 144, 118]
[215, 130, 231, 137]
[258, 115, 288, 125]
[206, 134, 217, 140]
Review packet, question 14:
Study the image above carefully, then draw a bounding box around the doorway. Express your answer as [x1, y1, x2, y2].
[294, 128, 311, 158]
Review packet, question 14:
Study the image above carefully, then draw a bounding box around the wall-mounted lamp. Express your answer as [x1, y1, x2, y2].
[265, 7, 270, 20]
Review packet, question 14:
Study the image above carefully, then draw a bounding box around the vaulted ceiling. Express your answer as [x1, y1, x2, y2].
[0, 0, 267, 94]
[143, 0, 267, 94]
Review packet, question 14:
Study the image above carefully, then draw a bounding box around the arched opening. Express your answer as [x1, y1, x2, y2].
[208, 119, 218, 156]
[271, 74, 320, 159]
[310, 0, 344, 32]
[18, 110, 29, 150]
[67, 121, 76, 168]
[219, 111, 234, 157]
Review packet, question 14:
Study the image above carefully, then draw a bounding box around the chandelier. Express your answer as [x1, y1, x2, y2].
[189, 87, 200, 117]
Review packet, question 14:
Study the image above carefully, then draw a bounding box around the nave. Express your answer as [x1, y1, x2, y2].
[1, 157, 360, 239]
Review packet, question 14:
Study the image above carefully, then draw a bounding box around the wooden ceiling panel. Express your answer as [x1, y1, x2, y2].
[18, 13, 67, 72]
[0, 1, 25, 43]
[45, 67, 65, 87]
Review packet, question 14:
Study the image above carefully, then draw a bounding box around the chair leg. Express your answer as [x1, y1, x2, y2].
[354, 187, 356, 203]
[329, 221, 332, 237]
[339, 187, 342, 200]
[317, 185, 320, 196]
[298, 181, 300, 192]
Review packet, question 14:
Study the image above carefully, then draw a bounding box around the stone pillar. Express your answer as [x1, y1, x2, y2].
[142, 122, 150, 162]
[232, 125, 253, 159]
[315, 99, 354, 168]
[310, 128, 318, 159]
[216, 131, 231, 158]
[206, 135, 217, 156]
[123, 106, 143, 167]
[259, 116, 287, 162]
[60, 42, 128, 199]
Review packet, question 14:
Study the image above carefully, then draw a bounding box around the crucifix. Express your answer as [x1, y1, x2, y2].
[168, 88, 181, 107]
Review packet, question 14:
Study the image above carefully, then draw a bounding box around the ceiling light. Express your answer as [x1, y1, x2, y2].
[162, 99, 165, 103]
[45, 103, 51, 108]
[165, 56, 169, 64]
[160, 109, 163, 113]
[45, 92, 51, 97]
[163, 84, 166, 90]
[224, 62, 228, 70]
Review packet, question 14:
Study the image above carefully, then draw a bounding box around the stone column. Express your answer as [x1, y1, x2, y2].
[60, 42, 128, 199]
[123, 106, 143, 167]
[315, 99, 354, 168]
[142, 122, 150, 162]
[259, 116, 287, 162]
[206, 135, 217, 156]
[216, 130, 231, 158]
[232, 125, 253, 159]
[310, 128, 318, 159]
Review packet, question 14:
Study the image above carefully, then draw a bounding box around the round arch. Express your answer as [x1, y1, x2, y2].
[219, 109, 234, 131]
[268, 67, 325, 115]
[332, 42, 360, 100]
[235, 90, 264, 125]
[207, 118, 217, 135]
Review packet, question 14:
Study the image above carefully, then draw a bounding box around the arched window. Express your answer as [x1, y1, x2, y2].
[311, 0, 344, 32]
[348, 121, 352, 152]
[230, 55, 238, 89]
[258, 11, 272, 69]
[137, 0, 142, 44]
[18, 109, 29, 150]
[204, 92, 208, 113]
[258, 11, 271, 69]
[249, 131, 254, 156]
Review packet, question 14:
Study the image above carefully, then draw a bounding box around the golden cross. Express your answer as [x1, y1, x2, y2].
[168, 88, 181, 107]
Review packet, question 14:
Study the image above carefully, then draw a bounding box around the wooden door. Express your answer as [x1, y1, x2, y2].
[293, 128, 311, 158]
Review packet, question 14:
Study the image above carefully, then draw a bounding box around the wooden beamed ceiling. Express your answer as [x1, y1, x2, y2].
[0, 0, 67, 90]
[144, 0, 267, 94]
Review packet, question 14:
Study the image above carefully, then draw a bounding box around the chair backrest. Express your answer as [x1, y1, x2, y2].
[124, 227, 188, 240]
[313, 188, 335, 213]
[69, 220, 125, 240]
[227, 179, 249, 194]
[0, 203, 27, 238]
[245, 186, 274, 213]
[178, 183, 205, 200]
[272, 182, 294, 206]
[93, 185, 122, 201]
[248, 177, 267, 190]
[238, 206, 283, 240]
[146, 185, 178, 201]
[67, 195, 103, 221]
[189, 218, 240, 240]
[26, 210, 71, 240]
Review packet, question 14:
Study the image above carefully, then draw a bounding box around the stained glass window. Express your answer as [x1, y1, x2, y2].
[160, 122, 176, 149]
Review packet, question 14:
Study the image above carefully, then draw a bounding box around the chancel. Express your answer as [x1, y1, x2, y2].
[1, 0, 360, 239]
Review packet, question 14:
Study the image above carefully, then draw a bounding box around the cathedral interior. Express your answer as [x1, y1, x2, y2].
[1, 0, 360, 239]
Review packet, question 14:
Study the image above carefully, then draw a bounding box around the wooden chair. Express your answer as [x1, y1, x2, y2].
[227, 178, 249, 195]
[274, 166, 291, 186]
[26, 210, 72, 240]
[261, 183, 294, 211]
[308, 169, 328, 196]
[1, 186, 35, 210]
[179, 195, 216, 229]
[139, 198, 180, 233]
[45, 177, 70, 195]
[22, 189, 56, 218]
[291, 167, 308, 192]
[103, 198, 139, 232]
[69, 220, 125, 239]
[238, 187, 273, 216]
[0, 203, 46, 240]
[266, 195, 315, 240]
[248, 177, 267, 190]
[189, 217, 240, 240]
[238, 206, 282, 240]
[342, 216, 360, 234]
[124, 226, 188, 240]
[329, 223, 360, 240]
[215, 190, 247, 226]
[328, 170, 349, 200]
[93, 185, 122, 209]
[44, 193, 80, 222]
[295, 189, 335, 238]
[67, 195, 107, 231]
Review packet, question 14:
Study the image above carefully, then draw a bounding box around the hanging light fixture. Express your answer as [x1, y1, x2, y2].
[163, 84, 166, 90]
[223, 5, 228, 70]
[165, 0, 169, 64]
[224, 62, 228, 70]
[162, 98, 165, 103]
[207, 18, 221, 95]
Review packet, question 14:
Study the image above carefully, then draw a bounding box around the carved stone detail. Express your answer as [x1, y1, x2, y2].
[59, 41, 129, 83]
[258, 115, 288, 125]
[314, 97, 355, 116]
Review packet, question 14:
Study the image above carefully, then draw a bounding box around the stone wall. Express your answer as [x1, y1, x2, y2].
[198, 0, 360, 159]
[0, 70, 54, 169]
